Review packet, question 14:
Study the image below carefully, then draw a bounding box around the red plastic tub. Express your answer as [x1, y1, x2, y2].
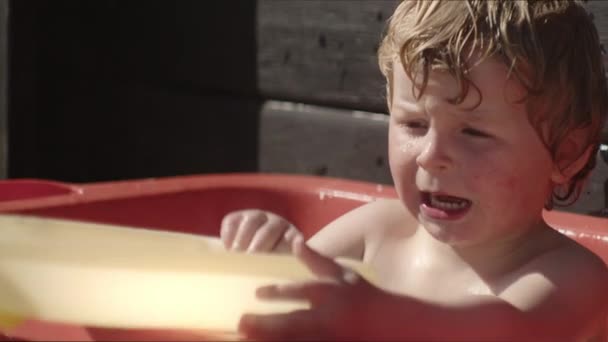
[0, 173, 605, 341]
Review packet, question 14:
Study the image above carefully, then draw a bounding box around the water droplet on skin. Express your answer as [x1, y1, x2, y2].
[397, 135, 416, 153]
[400, 141, 415, 152]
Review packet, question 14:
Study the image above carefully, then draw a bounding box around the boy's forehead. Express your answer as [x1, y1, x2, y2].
[392, 57, 527, 113]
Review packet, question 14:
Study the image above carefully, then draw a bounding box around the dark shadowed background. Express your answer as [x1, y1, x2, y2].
[1, 0, 606, 215]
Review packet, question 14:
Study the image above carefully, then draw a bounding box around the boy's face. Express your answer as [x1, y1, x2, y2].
[388, 57, 555, 247]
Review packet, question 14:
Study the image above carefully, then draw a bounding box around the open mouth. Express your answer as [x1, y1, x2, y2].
[420, 192, 472, 220]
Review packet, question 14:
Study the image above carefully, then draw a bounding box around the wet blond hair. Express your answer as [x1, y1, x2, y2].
[378, 0, 608, 208]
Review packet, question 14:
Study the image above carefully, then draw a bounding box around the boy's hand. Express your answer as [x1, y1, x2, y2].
[237, 237, 390, 340]
[220, 210, 302, 253]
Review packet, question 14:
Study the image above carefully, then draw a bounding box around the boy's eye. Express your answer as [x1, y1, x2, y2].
[462, 127, 490, 138]
[402, 120, 428, 130]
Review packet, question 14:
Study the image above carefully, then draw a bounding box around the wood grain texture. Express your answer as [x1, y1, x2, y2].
[6, 0, 608, 184]
[257, 0, 398, 113]
[259, 101, 392, 185]
[258, 100, 607, 216]
[257, 0, 607, 140]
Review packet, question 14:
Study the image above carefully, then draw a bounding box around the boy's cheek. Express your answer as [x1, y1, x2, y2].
[492, 177, 529, 207]
[466, 163, 505, 193]
[475, 171, 548, 214]
[470, 167, 520, 193]
[495, 176, 518, 191]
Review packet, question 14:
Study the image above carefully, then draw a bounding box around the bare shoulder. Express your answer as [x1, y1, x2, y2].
[499, 231, 608, 337]
[530, 235, 608, 300]
[307, 198, 410, 259]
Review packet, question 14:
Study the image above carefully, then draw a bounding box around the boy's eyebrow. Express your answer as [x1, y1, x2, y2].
[393, 98, 493, 122]
[458, 110, 486, 121]
[392, 98, 421, 113]
[454, 109, 500, 124]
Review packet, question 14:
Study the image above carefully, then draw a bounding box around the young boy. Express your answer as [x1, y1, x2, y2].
[221, 0, 608, 340]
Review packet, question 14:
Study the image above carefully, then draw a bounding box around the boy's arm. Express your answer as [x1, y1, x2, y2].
[495, 244, 608, 339]
[375, 244, 608, 340]
[240, 234, 607, 340]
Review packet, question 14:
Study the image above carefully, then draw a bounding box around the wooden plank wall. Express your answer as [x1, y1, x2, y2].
[256, 0, 608, 139]
[257, 0, 396, 113]
[6, 0, 607, 215]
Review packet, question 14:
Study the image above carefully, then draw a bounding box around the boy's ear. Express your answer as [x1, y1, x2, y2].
[550, 127, 594, 185]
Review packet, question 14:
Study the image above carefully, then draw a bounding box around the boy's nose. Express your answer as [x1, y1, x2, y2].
[415, 134, 453, 172]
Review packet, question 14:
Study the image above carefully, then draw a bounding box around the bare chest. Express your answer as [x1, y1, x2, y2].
[366, 239, 498, 303]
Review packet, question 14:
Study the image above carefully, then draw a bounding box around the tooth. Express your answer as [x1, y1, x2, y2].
[429, 195, 469, 211]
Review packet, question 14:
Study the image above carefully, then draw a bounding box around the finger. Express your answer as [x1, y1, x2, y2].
[256, 281, 336, 304]
[293, 236, 343, 282]
[274, 224, 303, 253]
[220, 212, 243, 249]
[284, 223, 301, 242]
[247, 217, 289, 253]
[232, 211, 268, 251]
[239, 311, 321, 341]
